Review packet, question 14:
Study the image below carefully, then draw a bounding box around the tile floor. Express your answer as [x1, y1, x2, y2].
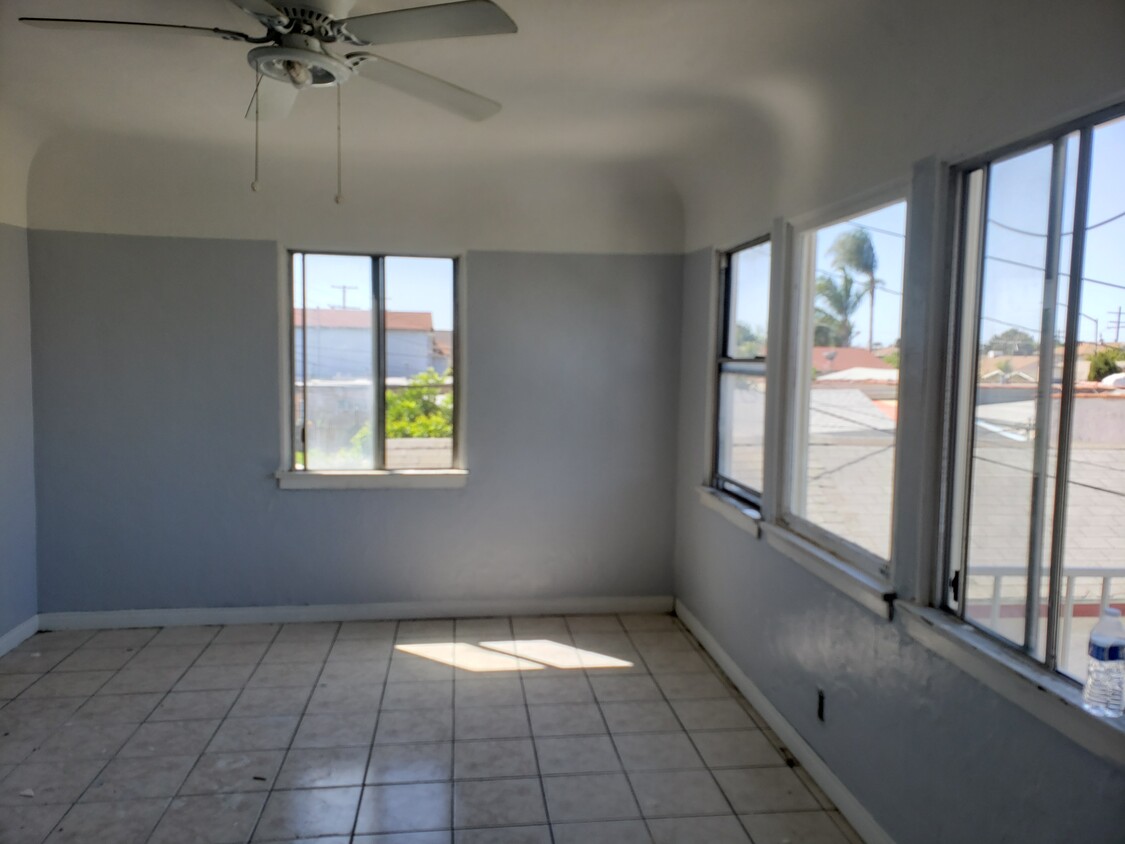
[0, 613, 862, 843]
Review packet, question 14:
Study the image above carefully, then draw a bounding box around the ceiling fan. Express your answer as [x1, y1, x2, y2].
[19, 0, 518, 122]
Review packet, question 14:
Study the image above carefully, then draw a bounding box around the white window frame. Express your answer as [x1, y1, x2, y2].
[765, 184, 910, 591]
[275, 248, 468, 490]
[942, 103, 1125, 675]
[700, 119, 1125, 763]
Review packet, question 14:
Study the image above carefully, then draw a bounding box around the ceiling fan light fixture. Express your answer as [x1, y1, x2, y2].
[285, 59, 313, 87]
[247, 43, 353, 87]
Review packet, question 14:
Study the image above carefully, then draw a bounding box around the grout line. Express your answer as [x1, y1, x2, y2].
[144, 623, 282, 844]
[510, 615, 557, 844]
[32, 625, 227, 844]
[447, 616, 461, 841]
[241, 622, 341, 844]
[618, 615, 756, 842]
[348, 618, 399, 839]
[37, 627, 218, 844]
[569, 613, 654, 842]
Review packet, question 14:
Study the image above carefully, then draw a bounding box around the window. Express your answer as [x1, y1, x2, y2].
[947, 110, 1125, 682]
[714, 238, 771, 505]
[290, 252, 457, 473]
[783, 199, 908, 577]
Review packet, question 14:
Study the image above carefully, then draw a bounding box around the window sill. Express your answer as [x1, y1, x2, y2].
[896, 602, 1125, 767]
[696, 486, 762, 538]
[761, 523, 895, 620]
[275, 470, 468, 490]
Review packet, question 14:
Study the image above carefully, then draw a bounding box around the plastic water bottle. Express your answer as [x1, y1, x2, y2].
[1082, 607, 1125, 717]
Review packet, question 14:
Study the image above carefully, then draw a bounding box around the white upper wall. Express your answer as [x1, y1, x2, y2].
[25, 135, 684, 254]
[0, 106, 48, 228]
[675, 1, 1125, 249]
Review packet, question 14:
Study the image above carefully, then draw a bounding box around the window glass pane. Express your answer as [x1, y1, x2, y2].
[294, 254, 375, 470]
[384, 257, 455, 470]
[726, 241, 771, 358]
[1056, 115, 1125, 679]
[717, 370, 766, 493]
[962, 145, 1056, 645]
[792, 201, 906, 563]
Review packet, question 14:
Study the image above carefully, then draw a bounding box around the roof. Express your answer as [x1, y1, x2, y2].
[810, 347, 893, 373]
[294, 309, 433, 332]
[979, 355, 1040, 377]
[433, 330, 454, 358]
[386, 312, 434, 332]
[817, 367, 899, 383]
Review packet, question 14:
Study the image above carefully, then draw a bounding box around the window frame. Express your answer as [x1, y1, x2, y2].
[697, 113, 1125, 758]
[772, 187, 911, 585]
[711, 234, 772, 510]
[276, 248, 467, 489]
[942, 102, 1125, 679]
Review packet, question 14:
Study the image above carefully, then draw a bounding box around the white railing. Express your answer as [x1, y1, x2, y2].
[967, 566, 1125, 671]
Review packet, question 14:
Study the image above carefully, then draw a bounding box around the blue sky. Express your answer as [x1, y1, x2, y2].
[293, 253, 454, 331]
[976, 114, 1124, 350]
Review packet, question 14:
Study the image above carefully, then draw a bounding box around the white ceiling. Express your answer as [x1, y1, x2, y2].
[4, 0, 1124, 248]
[3, 0, 885, 163]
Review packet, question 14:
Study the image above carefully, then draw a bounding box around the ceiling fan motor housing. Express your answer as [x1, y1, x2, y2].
[247, 35, 353, 87]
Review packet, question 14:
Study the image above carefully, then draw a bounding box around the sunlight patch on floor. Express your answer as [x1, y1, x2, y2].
[394, 642, 544, 672]
[394, 639, 634, 672]
[480, 639, 634, 669]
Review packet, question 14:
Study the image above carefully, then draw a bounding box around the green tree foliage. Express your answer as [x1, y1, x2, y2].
[815, 269, 864, 347]
[386, 368, 453, 438]
[985, 327, 1038, 355]
[347, 368, 453, 459]
[1088, 348, 1125, 382]
[829, 229, 883, 351]
[734, 321, 766, 357]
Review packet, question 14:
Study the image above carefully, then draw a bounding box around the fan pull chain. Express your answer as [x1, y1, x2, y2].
[251, 73, 262, 192]
[334, 82, 343, 204]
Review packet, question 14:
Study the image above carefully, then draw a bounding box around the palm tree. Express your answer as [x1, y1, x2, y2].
[815, 269, 864, 347]
[830, 229, 882, 351]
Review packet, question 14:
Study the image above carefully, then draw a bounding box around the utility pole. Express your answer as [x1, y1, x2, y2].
[1108, 306, 1123, 344]
[331, 284, 357, 309]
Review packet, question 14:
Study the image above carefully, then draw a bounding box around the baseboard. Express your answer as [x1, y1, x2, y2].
[0, 614, 40, 657]
[37, 595, 675, 630]
[675, 599, 893, 844]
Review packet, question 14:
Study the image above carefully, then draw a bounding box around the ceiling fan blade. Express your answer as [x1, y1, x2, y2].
[341, 0, 516, 46]
[351, 53, 501, 121]
[227, 0, 289, 29]
[245, 77, 300, 121]
[18, 17, 256, 42]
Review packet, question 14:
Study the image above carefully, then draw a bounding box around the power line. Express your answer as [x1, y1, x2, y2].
[840, 217, 1125, 293]
[984, 254, 1125, 294]
[973, 454, 1125, 501]
[988, 208, 1125, 238]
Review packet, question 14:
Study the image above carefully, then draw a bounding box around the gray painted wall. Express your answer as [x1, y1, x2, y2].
[674, 249, 1125, 843]
[29, 232, 680, 612]
[0, 222, 38, 638]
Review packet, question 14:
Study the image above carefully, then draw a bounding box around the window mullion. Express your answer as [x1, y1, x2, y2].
[712, 253, 732, 487]
[300, 252, 309, 471]
[1024, 138, 1069, 653]
[1044, 127, 1094, 672]
[374, 256, 386, 471]
[949, 167, 988, 619]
